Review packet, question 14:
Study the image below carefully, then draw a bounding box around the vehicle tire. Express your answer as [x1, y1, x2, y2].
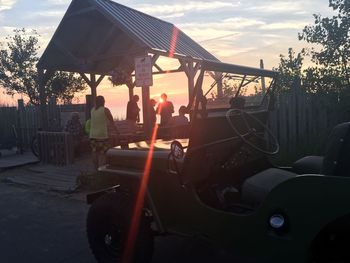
[30, 136, 39, 157]
[311, 226, 350, 263]
[86, 191, 154, 263]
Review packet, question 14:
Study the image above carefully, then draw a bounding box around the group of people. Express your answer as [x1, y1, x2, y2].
[64, 93, 189, 170]
[126, 93, 189, 128]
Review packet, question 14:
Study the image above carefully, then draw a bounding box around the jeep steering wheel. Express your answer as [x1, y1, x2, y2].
[225, 109, 279, 155]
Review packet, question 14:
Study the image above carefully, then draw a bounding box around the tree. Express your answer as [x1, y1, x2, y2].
[274, 48, 306, 91]
[0, 28, 86, 105]
[299, 0, 350, 85]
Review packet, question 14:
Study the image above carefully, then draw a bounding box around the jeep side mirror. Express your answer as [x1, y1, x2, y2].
[170, 140, 184, 159]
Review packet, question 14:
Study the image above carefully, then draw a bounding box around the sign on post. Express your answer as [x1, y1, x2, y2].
[135, 56, 153, 87]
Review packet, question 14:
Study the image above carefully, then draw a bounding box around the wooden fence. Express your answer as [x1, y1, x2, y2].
[0, 107, 18, 150]
[268, 88, 348, 160]
[37, 132, 74, 165]
[0, 98, 87, 151]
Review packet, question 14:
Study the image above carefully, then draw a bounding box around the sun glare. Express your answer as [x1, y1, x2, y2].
[122, 124, 159, 263]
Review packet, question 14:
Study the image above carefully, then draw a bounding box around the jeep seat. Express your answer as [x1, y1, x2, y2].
[292, 156, 324, 174]
[242, 122, 350, 207]
[241, 168, 297, 207]
[292, 122, 350, 176]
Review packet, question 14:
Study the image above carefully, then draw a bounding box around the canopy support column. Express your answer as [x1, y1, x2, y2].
[127, 83, 135, 101]
[180, 60, 201, 102]
[215, 72, 223, 98]
[80, 73, 105, 104]
[142, 85, 150, 134]
[38, 68, 54, 131]
[260, 59, 266, 95]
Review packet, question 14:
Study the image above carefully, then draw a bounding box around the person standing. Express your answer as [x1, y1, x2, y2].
[149, 98, 157, 128]
[156, 93, 174, 126]
[126, 95, 140, 123]
[169, 106, 189, 126]
[65, 112, 84, 156]
[89, 95, 115, 170]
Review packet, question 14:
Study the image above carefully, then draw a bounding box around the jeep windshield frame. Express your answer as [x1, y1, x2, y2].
[186, 60, 279, 116]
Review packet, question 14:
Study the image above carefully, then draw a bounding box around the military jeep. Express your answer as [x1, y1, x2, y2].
[86, 60, 350, 263]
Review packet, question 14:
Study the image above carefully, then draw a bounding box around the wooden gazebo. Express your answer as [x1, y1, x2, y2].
[38, 0, 275, 131]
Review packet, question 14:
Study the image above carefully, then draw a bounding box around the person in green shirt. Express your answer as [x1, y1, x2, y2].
[89, 95, 115, 170]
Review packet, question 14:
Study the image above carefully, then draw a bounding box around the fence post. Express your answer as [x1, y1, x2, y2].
[48, 96, 61, 131]
[17, 99, 25, 153]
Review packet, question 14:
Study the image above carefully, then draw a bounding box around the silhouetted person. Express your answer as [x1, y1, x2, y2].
[149, 98, 157, 128]
[126, 95, 140, 123]
[169, 106, 189, 138]
[170, 105, 189, 126]
[157, 93, 174, 126]
[65, 112, 84, 156]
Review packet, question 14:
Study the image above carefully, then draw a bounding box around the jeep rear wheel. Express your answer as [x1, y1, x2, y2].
[311, 227, 350, 263]
[86, 192, 154, 263]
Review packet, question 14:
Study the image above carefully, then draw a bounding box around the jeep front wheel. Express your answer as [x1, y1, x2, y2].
[86, 192, 154, 263]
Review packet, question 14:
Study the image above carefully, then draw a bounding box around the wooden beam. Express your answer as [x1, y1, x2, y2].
[153, 63, 163, 72]
[80, 73, 92, 86]
[96, 75, 105, 86]
[149, 49, 203, 63]
[260, 59, 266, 95]
[179, 60, 201, 101]
[90, 74, 97, 102]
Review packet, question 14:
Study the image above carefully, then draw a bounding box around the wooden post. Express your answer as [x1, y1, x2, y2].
[38, 69, 49, 131]
[180, 60, 200, 102]
[17, 99, 25, 153]
[142, 85, 150, 135]
[80, 73, 104, 106]
[85, 95, 93, 120]
[128, 85, 134, 101]
[215, 72, 223, 98]
[188, 62, 195, 101]
[260, 59, 266, 95]
[90, 74, 97, 103]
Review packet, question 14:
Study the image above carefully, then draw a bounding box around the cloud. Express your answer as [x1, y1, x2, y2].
[246, 1, 305, 14]
[137, 1, 240, 16]
[0, 0, 16, 12]
[30, 10, 65, 19]
[260, 21, 308, 30]
[44, 0, 70, 6]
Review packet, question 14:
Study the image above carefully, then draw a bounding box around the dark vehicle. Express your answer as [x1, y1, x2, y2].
[86, 60, 350, 263]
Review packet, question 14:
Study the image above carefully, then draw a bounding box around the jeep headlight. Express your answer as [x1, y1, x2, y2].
[269, 214, 285, 229]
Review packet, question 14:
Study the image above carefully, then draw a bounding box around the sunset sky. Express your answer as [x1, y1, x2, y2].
[0, 0, 334, 118]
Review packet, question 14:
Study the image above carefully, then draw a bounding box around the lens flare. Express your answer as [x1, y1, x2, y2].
[122, 124, 159, 263]
[169, 26, 179, 58]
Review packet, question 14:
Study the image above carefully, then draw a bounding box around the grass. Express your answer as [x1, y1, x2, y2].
[76, 171, 122, 191]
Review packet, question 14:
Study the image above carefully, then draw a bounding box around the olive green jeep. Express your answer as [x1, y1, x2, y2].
[86, 61, 350, 263]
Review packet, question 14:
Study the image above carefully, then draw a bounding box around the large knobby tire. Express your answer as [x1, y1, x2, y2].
[86, 191, 154, 263]
[310, 225, 350, 263]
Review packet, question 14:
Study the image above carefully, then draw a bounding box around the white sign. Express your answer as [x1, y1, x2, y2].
[135, 56, 153, 87]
